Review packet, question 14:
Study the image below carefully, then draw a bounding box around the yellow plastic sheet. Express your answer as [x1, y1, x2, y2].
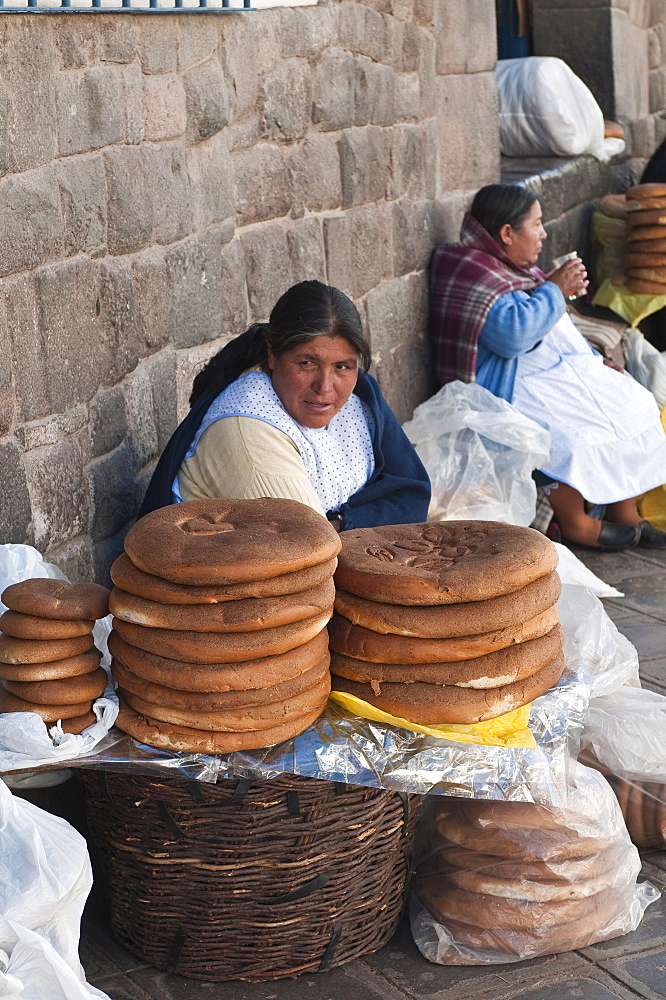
[328, 692, 537, 749]
[592, 277, 666, 330]
[638, 405, 666, 530]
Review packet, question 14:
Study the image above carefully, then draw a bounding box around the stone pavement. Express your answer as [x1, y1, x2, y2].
[79, 545, 666, 1000]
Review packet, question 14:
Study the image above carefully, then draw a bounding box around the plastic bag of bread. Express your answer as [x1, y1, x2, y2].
[402, 381, 550, 526]
[410, 761, 659, 965]
[580, 686, 666, 848]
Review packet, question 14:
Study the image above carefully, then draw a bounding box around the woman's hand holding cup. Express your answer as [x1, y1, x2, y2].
[548, 255, 589, 300]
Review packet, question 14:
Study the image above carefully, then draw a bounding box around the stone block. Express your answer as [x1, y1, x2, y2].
[323, 216, 353, 296]
[143, 74, 186, 142]
[402, 21, 422, 73]
[97, 258, 141, 386]
[650, 67, 666, 114]
[24, 437, 90, 551]
[388, 122, 434, 202]
[312, 51, 356, 132]
[611, 8, 650, 119]
[2, 274, 50, 423]
[135, 18, 178, 75]
[339, 3, 387, 63]
[88, 443, 138, 544]
[56, 155, 107, 257]
[0, 78, 10, 180]
[391, 197, 442, 276]
[395, 72, 421, 121]
[226, 119, 262, 153]
[90, 387, 127, 459]
[288, 138, 342, 215]
[246, 9, 283, 79]
[531, 7, 612, 114]
[56, 67, 125, 157]
[218, 16, 259, 122]
[373, 328, 434, 424]
[630, 114, 657, 158]
[219, 240, 250, 337]
[187, 132, 235, 232]
[365, 272, 427, 356]
[15, 407, 87, 455]
[147, 348, 178, 452]
[287, 219, 326, 284]
[435, 0, 497, 75]
[233, 144, 292, 226]
[413, 0, 435, 28]
[121, 63, 145, 146]
[370, 63, 397, 127]
[183, 57, 230, 145]
[348, 204, 391, 298]
[649, 27, 662, 70]
[131, 247, 171, 358]
[122, 364, 160, 470]
[382, 10, 406, 69]
[1, 20, 58, 172]
[92, 530, 127, 588]
[177, 19, 218, 72]
[240, 227, 293, 321]
[176, 335, 230, 421]
[49, 537, 96, 586]
[104, 147, 153, 256]
[0, 297, 12, 436]
[339, 127, 389, 208]
[436, 72, 500, 193]
[100, 20, 136, 65]
[262, 59, 312, 142]
[53, 21, 98, 71]
[0, 168, 63, 279]
[280, 6, 338, 59]
[353, 56, 373, 128]
[0, 440, 31, 545]
[143, 145, 193, 247]
[166, 229, 223, 348]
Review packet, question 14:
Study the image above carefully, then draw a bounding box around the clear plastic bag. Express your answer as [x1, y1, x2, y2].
[496, 56, 606, 159]
[402, 381, 550, 526]
[411, 761, 658, 965]
[624, 328, 666, 409]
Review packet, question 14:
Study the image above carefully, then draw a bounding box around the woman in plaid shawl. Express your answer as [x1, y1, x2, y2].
[429, 183, 666, 551]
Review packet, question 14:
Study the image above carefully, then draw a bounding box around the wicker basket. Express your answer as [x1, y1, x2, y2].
[82, 771, 419, 981]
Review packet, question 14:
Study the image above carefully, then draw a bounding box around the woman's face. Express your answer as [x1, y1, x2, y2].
[500, 200, 547, 267]
[267, 335, 360, 429]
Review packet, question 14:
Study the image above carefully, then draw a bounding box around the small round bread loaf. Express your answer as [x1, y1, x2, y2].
[330, 652, 565, 725]
[334, 522, 557, 605]
[625, 252, 666, 268]
[0, 687, 92, 721]
[123, 498, 341, 585]
[626, 266, 666, 282]
[599, 194, 627, 220]
[0, 649, 101, 682]
[626, 276, 666, 294]
[0, 632, 94, 665]
[627, 198, 666, 212]
[109, 579, 335, 633]
[116, 697, 325, 753]
[111, 654, 330, 711]
[625, 208, 666, 227]
[107, 629, 329, 692]
[329, 625, 564, 689]
[112, 613, 331, 664]
[119, 672, 330, 731]
[627, 182, 666, 200]
[328, 605, 559, 664]
[0, 610, 94, 641]
[60, 710, 97, 735]
[1, 579, 109, 621]
[627, 225, 666, 242]
[334, 572, 560, 639]
[626, 236, 666, 254]
[3, 666, 107, 705]
[603, 120, 624, 140]
[110, 552, 338, 604]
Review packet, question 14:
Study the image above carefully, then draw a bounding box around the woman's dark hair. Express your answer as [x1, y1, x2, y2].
[470, 184, 537, 242]
[190, 280, 371, 406]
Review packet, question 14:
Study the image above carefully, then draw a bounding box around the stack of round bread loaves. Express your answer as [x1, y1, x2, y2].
[623, 182, 666, 294]
[0, 580, 110, 733]
[109, 498, 341, 754]
[414, 767, 642, 961]
[329, 521, 564, 725]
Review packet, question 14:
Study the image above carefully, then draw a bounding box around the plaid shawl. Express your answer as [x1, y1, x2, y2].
[429, 212, 547, 386]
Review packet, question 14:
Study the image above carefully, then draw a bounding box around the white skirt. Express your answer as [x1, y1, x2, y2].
[512, 314, 666, 503]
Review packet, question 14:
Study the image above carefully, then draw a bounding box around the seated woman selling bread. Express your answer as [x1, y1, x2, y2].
[140, 280, 430, 529]
[429, 183, 666, 551]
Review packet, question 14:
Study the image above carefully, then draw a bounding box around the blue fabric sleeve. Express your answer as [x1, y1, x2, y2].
[480, 283, 566, 359]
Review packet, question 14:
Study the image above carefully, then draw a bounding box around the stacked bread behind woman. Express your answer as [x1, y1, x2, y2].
[110, 498, 340, 753]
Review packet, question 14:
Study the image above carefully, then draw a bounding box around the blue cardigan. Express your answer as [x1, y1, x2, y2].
[138, 372, 431, 530]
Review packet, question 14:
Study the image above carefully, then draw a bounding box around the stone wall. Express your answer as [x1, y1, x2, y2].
[0, 0, 500, 583]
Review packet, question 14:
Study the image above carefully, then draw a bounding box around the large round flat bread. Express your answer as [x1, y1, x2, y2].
[334, 572, 560, 638]
[626, 237, 666, 254]
[329, 625, 564, 689]
[328, 605, 559, 664]
[0, 649, 102, 682]
[107, 629, 329, 692]
[625, 252, 666, 269]
[626, 208, 666, 226]
[0, 632, 94, 665]
[627, 198, 666, 212]
[109, 579, 335, 633]
[334, 522, 557, 605]
[111, 654, 330, 711]
[0, 610, 94, 641]
[437, 843, 623, 888]
[1, 579, 109, 621]
[123, 498, 341, 585]
[4, 666, 107, 705]
[627, 182, 666, 200]
[626, 265, 666, 282]
[116, 696, 324, 753]
[112, 613, 331, 664]
[626, 276, 666, 294]
[120, 672, 330, 731]
[444, 856, 616, 902]
[110, 552, 338, 604]
[330, 651, 565, 724]
[627, 225, 666, 242]
[60, 710, 97, 735]
[0, 686, 92, 721]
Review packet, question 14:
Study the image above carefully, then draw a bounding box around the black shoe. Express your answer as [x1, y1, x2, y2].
[563, 521, 641, 551]
[637, 519, 666, 548]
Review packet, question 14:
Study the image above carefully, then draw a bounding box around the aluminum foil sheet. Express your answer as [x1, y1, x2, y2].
[0, 585, 635, 800]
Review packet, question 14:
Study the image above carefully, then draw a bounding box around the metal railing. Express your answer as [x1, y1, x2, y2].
[0, 0, 252, 10]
